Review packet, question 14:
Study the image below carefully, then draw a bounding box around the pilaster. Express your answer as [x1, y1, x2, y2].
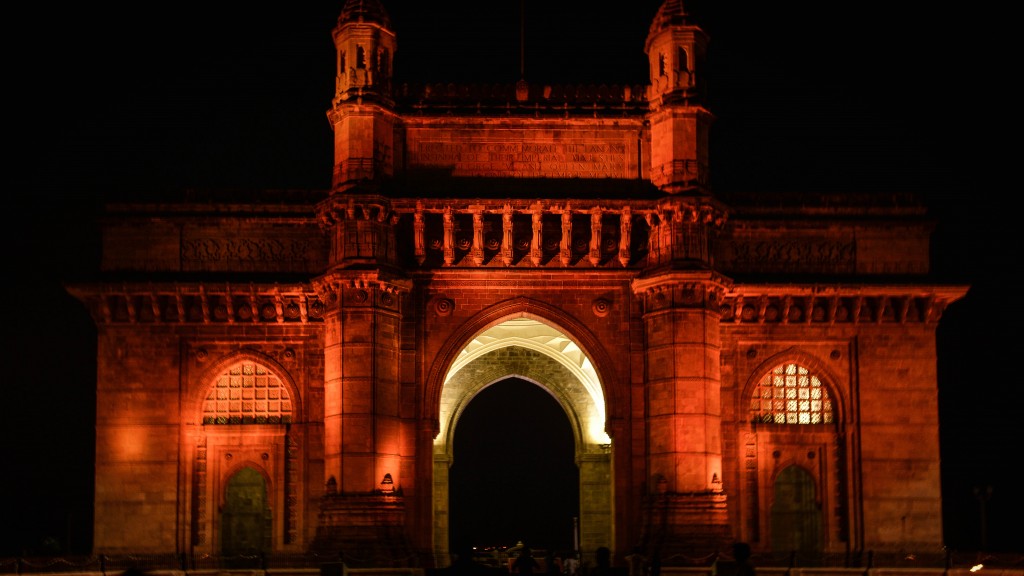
[311, 270, 414, 562]
[632, 270, 734, 557]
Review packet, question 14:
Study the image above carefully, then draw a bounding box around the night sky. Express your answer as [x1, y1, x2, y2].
[6, 1, 1019, 556]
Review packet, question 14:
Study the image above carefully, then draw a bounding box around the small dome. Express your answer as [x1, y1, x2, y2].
[648, 0, 693, 38]
[337, 0, 391, 28]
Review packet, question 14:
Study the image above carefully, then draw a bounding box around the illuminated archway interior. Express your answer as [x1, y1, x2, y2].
[438, 317, 611, 449]
[432, 317, 613, 559]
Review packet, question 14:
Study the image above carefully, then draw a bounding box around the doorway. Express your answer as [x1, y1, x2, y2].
[770, 465, 821, 553]
[221, 466, 271, 557]
[449, 378, 579, 554]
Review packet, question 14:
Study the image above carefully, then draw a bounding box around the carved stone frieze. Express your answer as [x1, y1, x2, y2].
[70, 283, 324, 325]
[179, 231, 326, 274]
[720, 288, 962, 325]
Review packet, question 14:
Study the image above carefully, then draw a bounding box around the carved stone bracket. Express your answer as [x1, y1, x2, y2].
[631, 271, 733, 314]
[312, 272, 412, 313]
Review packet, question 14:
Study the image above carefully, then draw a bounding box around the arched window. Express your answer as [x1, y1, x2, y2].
[677, 47, 689, 72]
[751, 363, 833, 424]
[203, 361, 293, 424]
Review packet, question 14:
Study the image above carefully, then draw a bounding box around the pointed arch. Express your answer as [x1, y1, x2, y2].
[425, 297, 618, 563]
[188, 349, 303, 426]
[221, 465, 273, 555]
[770, 465, 822, 553]
[741, 349, 846, 426]
[424, 296, 622, 433]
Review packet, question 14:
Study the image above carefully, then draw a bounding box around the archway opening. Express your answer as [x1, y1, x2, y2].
[449, 377, 579, 554]
[221, 466, 271, 557]
[771, 465, 821, 553]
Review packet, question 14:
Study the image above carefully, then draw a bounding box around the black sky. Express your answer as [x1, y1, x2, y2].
[7, 1, 1019, 556]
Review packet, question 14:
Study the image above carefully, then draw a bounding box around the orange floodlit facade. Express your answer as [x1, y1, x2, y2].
[67, 0, 968, 568]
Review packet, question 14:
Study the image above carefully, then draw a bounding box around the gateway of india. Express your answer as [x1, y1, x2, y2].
[67, 0, 969, 568]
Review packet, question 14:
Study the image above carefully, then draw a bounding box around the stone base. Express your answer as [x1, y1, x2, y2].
[641, 491, 734, 565]
[311, 493, 416, 567]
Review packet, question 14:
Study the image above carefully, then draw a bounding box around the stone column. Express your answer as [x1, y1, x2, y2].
[560, 208, 573, 266]
[589, 207, 603, 266]
[502, 204, 514, 267]
[578, 450, 613, 562]
[414, 206, 425, 266]
[530, 205, 543, 266]
[443, 207, 455, 266]
[619, 207, 632, 267]
[313, 268, 413, 559]
[470, 207, 484, 266]
[632, 271, 732, 557]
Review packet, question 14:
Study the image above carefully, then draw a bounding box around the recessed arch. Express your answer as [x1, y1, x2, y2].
[189, 349, 303, 425]
[221, 465, 272, 556]
[439, 318, 610, 449]
[448, 377, 579, 552]
[424, 296, 622, 430]
[443, 350, 590, 453]
[185, 349, 302, 555]
[770, 465, 822, 553]
[741, 349, 846, 426]
[427, 298, 617, 563]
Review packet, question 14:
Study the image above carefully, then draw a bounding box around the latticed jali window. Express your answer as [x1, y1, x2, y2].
[751, 363, 833, 424]
[203, 362, 292, 424]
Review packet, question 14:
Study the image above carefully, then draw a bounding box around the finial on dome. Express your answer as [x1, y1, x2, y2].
[648, 0, 693, 38]
[337, 0, 391, 28]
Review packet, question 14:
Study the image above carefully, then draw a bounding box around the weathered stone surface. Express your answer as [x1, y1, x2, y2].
[66, 0, 968, 568]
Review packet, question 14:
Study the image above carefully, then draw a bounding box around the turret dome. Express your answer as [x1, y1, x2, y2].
[647, 0, 694, 39]
[337, 0, 391, 28]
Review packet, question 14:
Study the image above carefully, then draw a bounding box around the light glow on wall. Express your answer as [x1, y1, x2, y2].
[113, 425, 147, 460]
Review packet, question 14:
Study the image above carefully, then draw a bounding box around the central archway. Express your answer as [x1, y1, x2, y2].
[431, 315, 614, 564]
[449, 377, 579, 553]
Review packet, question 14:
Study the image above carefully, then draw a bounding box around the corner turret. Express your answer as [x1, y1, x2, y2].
[644, 0, 713, 195]
[332, 0, 396, 105]
[327, 0, 398, 192]
[645, 0, 708, 105]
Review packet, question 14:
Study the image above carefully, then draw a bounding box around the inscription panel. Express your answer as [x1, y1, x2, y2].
[405, 128, 639, 178]
[717, 237, 856, 275]
[182, 226, 327, 273]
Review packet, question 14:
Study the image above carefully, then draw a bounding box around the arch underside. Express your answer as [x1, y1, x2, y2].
[432, 319, 613, 562]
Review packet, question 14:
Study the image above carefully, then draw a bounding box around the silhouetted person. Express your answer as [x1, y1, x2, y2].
[545, 551, 562, 576]
[512, 547, 541, 575]
[591, 547, 612, 576]
[733, 542, 755, 576]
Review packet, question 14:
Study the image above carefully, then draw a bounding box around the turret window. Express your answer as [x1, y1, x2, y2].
[678, 47, 689, 72]
[357, 45, 366, 69]
[750, 363, 833, 424]
[659, 53, 667, 77]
